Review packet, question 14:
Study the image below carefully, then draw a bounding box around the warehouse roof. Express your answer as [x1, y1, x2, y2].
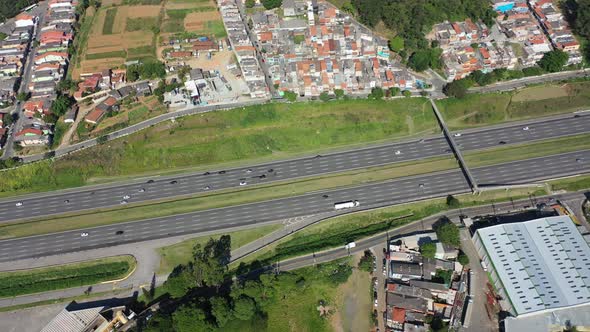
[476, 216, 590, 315]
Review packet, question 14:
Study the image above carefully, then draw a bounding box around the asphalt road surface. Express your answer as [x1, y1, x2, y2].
[0, 150, 588, 263]
[1, 114, 589, 223]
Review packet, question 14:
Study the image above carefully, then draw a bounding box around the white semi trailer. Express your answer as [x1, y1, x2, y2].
[334, 200, 360, 210]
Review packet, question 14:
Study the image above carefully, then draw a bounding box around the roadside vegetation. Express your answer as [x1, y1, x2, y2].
[232, 187, 547, 266]
[0, 255, 135, 298]
[0, 98, 436, 196]
[142, 235, 351, 332]
[437, 80, 590, 129]
[157, 224, 281, 274]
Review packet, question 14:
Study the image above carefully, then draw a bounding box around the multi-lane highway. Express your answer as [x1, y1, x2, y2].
[0, 113, 589, 222]
[0, 149, 588, 263]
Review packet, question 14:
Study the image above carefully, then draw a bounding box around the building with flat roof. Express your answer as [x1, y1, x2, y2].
[473, 216, 590, 317]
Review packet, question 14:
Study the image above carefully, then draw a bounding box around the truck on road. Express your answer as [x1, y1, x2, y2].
[334, 200, 360, 210]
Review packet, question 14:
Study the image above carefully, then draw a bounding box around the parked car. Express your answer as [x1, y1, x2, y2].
[81, 232, 89, 237]
[15, 202, 23, 207]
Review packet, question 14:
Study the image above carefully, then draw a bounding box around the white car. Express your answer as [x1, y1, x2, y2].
[123, 195, 130, 200]
[239, 181, 247, 186]
[246, 169, 253, 173]
[394, 150, 401, 155]
[374, 299, 378, 307]
[80, 232, 89, 237]
[522, 126, 529, 131]
[138, 188, 145, 193]
[15, 202, 23, 207]
[204, 185, 211, 190]
[454, 133, 462, 137]
[120, 200, 128, 205]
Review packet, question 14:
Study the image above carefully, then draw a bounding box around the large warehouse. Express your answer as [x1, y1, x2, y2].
[472, 216, 590, 319]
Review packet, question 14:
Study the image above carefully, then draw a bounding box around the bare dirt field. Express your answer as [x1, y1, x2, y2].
[330, 255, 372, 332]
[126, 5, 161, 18]
[184, 11, 221, 31]
[79, 58, 125, 73]
[101, 0, 123, 6]
[511, 84, 570, 102]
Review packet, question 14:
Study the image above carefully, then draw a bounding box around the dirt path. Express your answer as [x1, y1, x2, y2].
[58, 103, 94, 148]
[331, 254, 372, 332]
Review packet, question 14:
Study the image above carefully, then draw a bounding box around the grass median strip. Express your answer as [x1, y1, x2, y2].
[157, 224, 282, 275]
[231, 187, 548, 267]
[463, 133, 590, 167]
[548, 174, 590, 192]
[0, 156, 457, 239]
[0, 255, 136, 298]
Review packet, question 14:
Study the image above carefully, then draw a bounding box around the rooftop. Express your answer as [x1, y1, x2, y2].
[475, 216, 590, 315]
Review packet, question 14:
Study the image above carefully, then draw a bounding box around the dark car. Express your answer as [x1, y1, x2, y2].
[498, 141, 507, 145]
[170, 180, 178, 184]
[203, 171, 211, 175]
[116, 230, 124, 235]
[147, 179, 155, 183]
[268, 168, 274, 173]
[218, 170, 226, 174]
[323, 194, 329, 198]
[258, 174, 266, 179]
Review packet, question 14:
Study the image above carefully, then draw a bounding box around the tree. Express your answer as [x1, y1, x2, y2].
[50, 94, 74, 117]
[389, 36, 404, 52]
[420, 242, 436, 259]
[245, 0, 255, 8]
[211, 297, 232, 328]
[443, 79, 472, 98]
[434, 217, 460, 247]
[368, 87, 384, 100]
[172, 305, 214, 332]
[261, 0, 281, 10]
[334, 89, 344, 99]
[358, 250, 374, 272]
[16, 92, 29, 102]
[402, 90, 411, 97]
[319, 92, 331, 102]
[341, 1, 355, 14]
[233, 296, 256, 321]
[389, 87, 400, 97]
[96, 135, 108, 144]
[446, 194, 460, 208]
[283, 90, 297, 102]
[57, 79, 77, 92]
[407, 50, 431, 71]
[538, 50, 569, 73]
[457, 252, 470, 265]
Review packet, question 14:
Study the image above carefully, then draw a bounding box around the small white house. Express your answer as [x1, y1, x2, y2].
[15, 14, 35, 28]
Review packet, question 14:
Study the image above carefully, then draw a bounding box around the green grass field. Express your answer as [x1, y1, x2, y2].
[102, 7, 118, 35]
[85, 50, 127, 60]
[0, 255, 135, 297]
[0, 99, 436, 196]
[549, 174, 590, 192]
[438, 81, 590, 130]
[157, 224, 281, 274]
[126, 17, 159, 32]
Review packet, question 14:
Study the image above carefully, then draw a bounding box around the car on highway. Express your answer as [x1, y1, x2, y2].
[147, 179, 154, 183]
[120, 200, 128, 205]
[204, 185, 211, 190]
[64, 199, 70, 204]
[116, 230, 124, 235]
[522, 126, 529, 131]
[322, 194, 329, 198]
[203, 172, 210, 175]
[218, 171, 226, 174]
[577, 158, 585, 163]
[246, 169, 253, 173]
[123, 195, 130, 200]
[81, 232, 89, 237]
[138, 188, 145, 192]
[239, 181, 247, 186]
[170, 180, 178, 184]
[15, 202, 23, 207]
[394, 150, 401, 155]
[268, 168, 274, 173]
[498, 141, 507, 145]
[454, 133, 462, 137]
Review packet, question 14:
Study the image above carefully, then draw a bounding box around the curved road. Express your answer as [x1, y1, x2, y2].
[0, 149, 588, 263]
[0, 113, 589, 222]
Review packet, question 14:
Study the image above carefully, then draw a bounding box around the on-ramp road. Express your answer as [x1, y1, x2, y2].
[0, 113, 588, 222]
[0, 149, 588, 263]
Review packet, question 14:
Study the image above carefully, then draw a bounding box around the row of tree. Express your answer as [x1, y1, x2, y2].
[142, 236, 352, 332]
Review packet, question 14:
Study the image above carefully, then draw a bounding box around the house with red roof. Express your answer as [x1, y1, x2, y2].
[40, 30, 73, 46]
[85, 109, 106, 125]
[34, 52, 68, 65]
[15, 13, 35, 28]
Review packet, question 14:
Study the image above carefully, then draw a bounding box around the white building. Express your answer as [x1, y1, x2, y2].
[473, 216, 590, 319]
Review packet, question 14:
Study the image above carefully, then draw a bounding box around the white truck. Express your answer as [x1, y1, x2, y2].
[345, 242, 356, 250]
[334, 200, 360, 210]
